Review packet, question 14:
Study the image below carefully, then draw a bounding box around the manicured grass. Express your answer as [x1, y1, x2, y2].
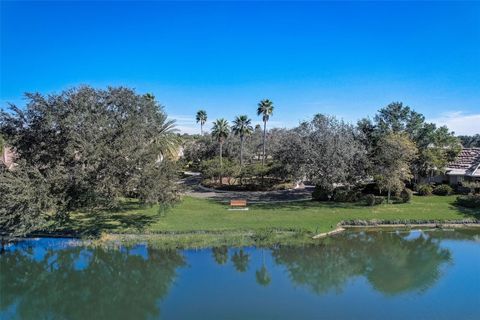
[64, 195, 479, 237]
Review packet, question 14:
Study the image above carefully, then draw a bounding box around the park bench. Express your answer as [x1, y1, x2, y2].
[229, 199, 248, 210]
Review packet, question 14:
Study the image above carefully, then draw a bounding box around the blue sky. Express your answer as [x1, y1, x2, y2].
[1, 1, 479, 134]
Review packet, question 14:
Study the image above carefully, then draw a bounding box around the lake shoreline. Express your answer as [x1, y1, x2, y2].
[312, 222, 480, 239]
[12, 220, 479, 250]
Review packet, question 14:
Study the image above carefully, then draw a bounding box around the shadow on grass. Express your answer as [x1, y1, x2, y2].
[58, 201, 161, 237]
[251, 200, 365, 211]
[449, 203, 480, 219]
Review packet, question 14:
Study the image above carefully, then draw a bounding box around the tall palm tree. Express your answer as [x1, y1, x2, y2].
[232, 115, 253, 166]
[196, 110, 207, 135]
[257, 99, 274, 165]
[211, 118, 230, 167]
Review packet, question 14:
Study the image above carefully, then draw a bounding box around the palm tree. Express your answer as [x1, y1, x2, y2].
[211, 118, 230, 167]
[257, 99, 274, 165]
[232, 115, 253, 166]
[144, 94, 180, 160]
[196, 110, 208, 135]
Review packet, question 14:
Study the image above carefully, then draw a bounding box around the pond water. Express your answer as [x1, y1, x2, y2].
[1, 229, 479, 320]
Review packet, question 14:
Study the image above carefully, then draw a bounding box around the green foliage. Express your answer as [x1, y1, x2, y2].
[195, 110, 207, 134]
[0, 87, 180, 235]
[456, 194, 480, 208]
[460, 181, 480, 195]
[400, 188, 413, 203]
[417, 184, 433, 196]
[133, 161, 180, 206]
[312, 186, 332, 201]
[374, 132, 417, 202]
[257, 99, 274, 165]
[333, 189, 362, 203]
[0, 162, 53, 237]
[432, 184, 453, 196]
[232, 115, 253, 165]
[199, 158, 239, 185]
[458, 134, 480, 148]
[364, 194, 384, 206]
[257, 99, 274, 122]
[282, 114, 368, 191]
[211, 118, 230, 143]
[199, 159, 223, 180]
[360, 102, 460, 181]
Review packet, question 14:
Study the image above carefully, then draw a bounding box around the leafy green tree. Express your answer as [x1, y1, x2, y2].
[257, 99, 274, 165]
[232, 115, 253, 166]
[365, 102, 460, 181]
[0, 86, 181, 235]
[374, 102, 425, 138]
[374, 133, 418, 203]
[417, 126, 461, 181]
[211, 119, 230, 182]
[196, 110, 208, 135]
[0, 161, 53, 238]
[458, 134, 480, 147]
[298, 114, 367, 192]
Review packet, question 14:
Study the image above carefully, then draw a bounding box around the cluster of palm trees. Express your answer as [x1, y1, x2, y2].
[195, 99, 274, 168]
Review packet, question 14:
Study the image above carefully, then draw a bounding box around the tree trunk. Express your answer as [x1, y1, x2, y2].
[262, 121, 267, 166]
[200, 123, 203, 135]
[240, 136, 244, 167]
[387, 187, 391, 204]
[219, 142, 223, 185]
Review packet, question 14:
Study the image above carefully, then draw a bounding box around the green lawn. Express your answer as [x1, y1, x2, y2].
[64, 195, 479, 237]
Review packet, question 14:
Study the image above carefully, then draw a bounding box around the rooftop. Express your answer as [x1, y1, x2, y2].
[446, 148, 480, 177]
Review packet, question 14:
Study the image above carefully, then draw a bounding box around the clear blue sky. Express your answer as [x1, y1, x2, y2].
[1, 1, 479, 134]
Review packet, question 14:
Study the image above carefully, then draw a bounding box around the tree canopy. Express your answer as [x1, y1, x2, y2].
[0, 86, 181, 237]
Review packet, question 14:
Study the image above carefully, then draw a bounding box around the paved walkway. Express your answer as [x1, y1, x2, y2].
[181, 175, 314, 203]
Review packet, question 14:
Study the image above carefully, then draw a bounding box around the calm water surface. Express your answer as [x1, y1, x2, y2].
[1, 229, 479, 320]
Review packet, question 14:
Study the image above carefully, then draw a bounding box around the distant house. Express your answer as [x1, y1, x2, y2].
[433, 148, 480, 185]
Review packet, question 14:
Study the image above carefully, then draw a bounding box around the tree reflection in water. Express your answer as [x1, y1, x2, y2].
[272, 231, 452, 295]
[211, 246, 228, 265]
[0, 241, 185, 319]
[231, 249, 250, 272]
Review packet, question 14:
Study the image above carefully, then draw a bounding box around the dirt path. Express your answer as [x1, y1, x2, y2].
[180, 174, 314, 203]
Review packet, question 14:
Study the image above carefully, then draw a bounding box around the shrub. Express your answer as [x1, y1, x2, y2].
[312, 187, 332, 201]
[456, 194, 480, 208]
[365, 194, 375, 206]
[460, 181, 480, 194]
[333, 189, 362, 202]
[360, 182, 381, 195]
[374, 196, 384, 205]
[364, 194, 384, 206]
[432, 184, 453, 196]
[417, 184, 433, 196]
[400, 188, 413, 203]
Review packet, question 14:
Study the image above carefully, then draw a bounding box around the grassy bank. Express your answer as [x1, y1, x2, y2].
[60, 195, 479, 246]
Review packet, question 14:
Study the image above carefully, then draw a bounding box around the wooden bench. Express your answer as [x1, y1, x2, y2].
[229, 199, 248, 210]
